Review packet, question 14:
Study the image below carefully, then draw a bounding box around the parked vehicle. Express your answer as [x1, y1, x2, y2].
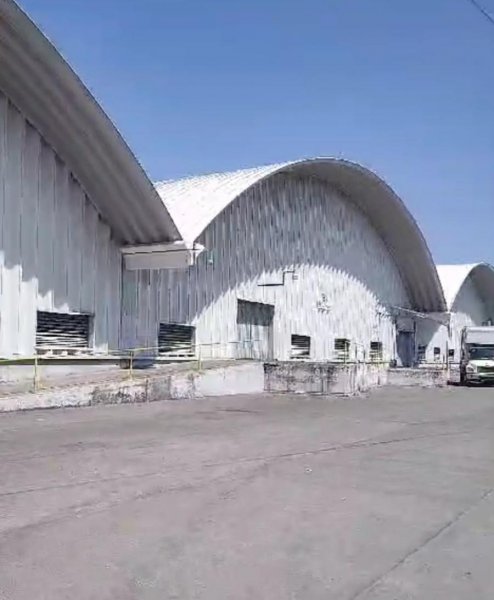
[460, 326, 494, 384]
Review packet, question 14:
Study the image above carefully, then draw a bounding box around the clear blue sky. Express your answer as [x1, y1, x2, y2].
[20, 0, 494, 264]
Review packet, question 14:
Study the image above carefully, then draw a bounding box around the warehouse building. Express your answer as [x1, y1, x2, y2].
[122, 160, 448, 363]
[0, 0, 194, 359]
[417, 264, 494, 365]
[4, 1, 490, 372]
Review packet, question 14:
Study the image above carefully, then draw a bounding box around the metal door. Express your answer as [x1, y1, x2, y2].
[396, 331, 414, 367]
[236, 300, 274, 360]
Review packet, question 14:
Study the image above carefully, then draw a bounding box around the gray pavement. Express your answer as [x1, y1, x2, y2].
[1, 386, 494, 599]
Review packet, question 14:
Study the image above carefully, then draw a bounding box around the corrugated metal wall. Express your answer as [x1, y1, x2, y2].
[0, 92, 122, 357]
[417, 276, 492, 363]
[123, 174, 412, 360]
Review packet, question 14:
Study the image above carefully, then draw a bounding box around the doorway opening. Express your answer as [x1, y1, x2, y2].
[236, 300, 274, 360]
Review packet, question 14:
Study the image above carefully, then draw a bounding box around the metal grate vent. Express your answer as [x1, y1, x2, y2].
[158, 323, 195, 357]
[290, 334, 311, 359]
[36, 311, 91, 350]
[334, 338, 350, 361]
[417, 345, 426, 363]
[369, 341, 383, 362]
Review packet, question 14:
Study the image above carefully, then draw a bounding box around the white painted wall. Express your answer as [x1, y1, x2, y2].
[0, 92, 122, 357]
[123, 174, 412, 360]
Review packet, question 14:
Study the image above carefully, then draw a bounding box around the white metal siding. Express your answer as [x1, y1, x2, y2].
[0, 92, 122, 357]
[417, 277, 492, 363]
[125, 174, 412, 360]
[156, 160, 446, 314]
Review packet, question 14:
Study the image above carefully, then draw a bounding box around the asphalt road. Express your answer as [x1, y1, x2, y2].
[1, 386, 494, 599]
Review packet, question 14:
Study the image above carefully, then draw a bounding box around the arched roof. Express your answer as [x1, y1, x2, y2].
[436, 263, 494, 310]
[0, 0, 179, 245]
[156, 158, 446, 312]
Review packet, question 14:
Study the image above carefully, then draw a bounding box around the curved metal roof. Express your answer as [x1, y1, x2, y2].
[0, 0, 180, 244]
[436, 263, 494, 310]
[156, 158, 446, 312]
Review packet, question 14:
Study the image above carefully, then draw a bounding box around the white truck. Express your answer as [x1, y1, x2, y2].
[460, 326, 494, 385]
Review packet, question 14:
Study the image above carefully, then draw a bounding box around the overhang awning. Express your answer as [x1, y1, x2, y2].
[122, 241, 204, 270]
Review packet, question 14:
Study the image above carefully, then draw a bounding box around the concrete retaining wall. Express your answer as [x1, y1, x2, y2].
[0, 360, 451, 412]
[0, 362, 265, 412]
[387, 367, 448, 388]
[264, 362, 449, 395]
[264, 362, 389, 395]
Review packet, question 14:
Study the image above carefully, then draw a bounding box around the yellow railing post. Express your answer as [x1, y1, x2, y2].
[197, 344, 202, 371]
[128, 350, 134, 381]
[33, 354, 39, 392]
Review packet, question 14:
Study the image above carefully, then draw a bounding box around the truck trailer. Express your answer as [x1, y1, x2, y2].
[460, 326, 494, 385]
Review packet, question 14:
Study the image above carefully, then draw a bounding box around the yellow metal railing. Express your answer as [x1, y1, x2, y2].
[0, 338, 450, 394]
[0, 339, 264, 392]
[120, 339, 264, 380]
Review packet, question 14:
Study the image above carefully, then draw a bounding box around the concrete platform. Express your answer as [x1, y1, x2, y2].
[0, 361, 265, 412]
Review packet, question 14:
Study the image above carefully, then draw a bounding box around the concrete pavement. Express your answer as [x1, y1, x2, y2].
[1, 386, 494, 599]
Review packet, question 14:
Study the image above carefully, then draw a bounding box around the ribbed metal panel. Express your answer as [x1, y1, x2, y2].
[124, 174, 415, 362]
[36, 311, 90, 349]
[156, 159, 446, 312]
[0, 0, 180, 245]
[0, 92, 121, 357]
